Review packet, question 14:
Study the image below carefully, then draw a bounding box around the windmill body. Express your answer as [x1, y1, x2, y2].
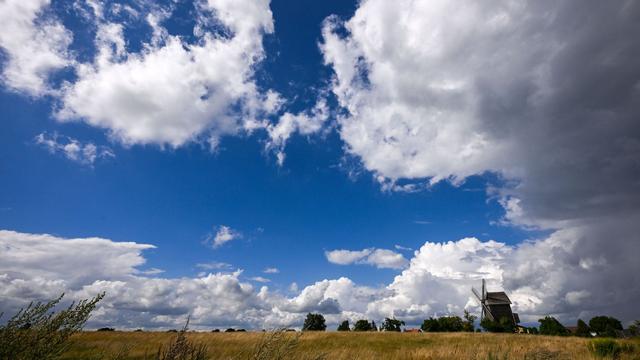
[472, 279, 520, 326]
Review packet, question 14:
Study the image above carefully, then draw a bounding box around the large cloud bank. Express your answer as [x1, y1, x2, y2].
[321, 0, 640, 323]
[2, 229, 637, 329]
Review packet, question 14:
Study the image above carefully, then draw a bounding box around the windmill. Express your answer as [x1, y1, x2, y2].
[472, 279, 519, 326]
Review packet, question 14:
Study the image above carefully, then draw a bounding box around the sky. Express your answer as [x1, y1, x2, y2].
[1, 0, 639, 330]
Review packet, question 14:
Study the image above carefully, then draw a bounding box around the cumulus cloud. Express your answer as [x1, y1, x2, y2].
[2, 229, 638, 329]
[250, 276, 270, 283]
[35, 132, 114, 165]
[321, 0, 640, 321]
[0, 0, 73, 96]
[54, 0, 277, 148]
[263, 267, 279, 274]
[325, 248, 408, 269]
[206, 225, 241, 249]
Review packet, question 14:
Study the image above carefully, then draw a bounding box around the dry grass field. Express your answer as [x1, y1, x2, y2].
[60, 331, 640, 360]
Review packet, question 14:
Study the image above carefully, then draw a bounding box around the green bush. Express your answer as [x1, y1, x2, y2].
[587, 339, 634, 358]
[421, 316, 464, 332]
[0, 292, 104, 360]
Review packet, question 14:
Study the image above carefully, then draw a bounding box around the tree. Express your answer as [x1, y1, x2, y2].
[589, 316, 623, 337]
[302, 313, 326, 331]
[575, 319, 591, 337]
[381, 318, 405, 332]
[337, 320, 350, 331]
[463, 310, 477, 332]
[371, 320, 377, 332]
[353, 319, 374, 331]
[0, 292, 104, 360]
[538, 316, 569, 336]
[438, 316, 464, 332]
[421, 318, 440, 332]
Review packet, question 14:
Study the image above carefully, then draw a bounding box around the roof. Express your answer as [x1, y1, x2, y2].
[485, 291, 511, 305]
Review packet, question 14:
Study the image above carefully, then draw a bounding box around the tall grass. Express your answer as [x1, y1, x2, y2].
[60, 332, 640, 360]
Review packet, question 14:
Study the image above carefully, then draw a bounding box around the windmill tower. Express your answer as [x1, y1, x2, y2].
[472, 279, 520, 326]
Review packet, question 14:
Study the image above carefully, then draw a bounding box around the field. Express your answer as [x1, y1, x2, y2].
[60, 331, 640, 359]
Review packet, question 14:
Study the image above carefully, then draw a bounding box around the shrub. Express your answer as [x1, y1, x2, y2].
[422, 315, 467, 332]
[336, 320, 350, 331]
[587, 338, 634, 358]
[225, 328, 236, 333]
[97, 327, 115, 332]
[589, 316, 623, 338]
[302, 313, 326, 331]
[381, 318, 404, 332]
[538, 316, 569, 336]
[0, 292, 104, 360]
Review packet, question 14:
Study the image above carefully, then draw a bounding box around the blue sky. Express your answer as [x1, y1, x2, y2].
[1, 0, 639, 329]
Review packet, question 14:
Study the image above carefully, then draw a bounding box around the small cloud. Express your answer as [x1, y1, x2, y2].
[263, 267, 279, 274]
[138, 267, 164, 276]
[288, 282, 299, 293]
[250, 276, 270, 283]
[35, 132, 114, 166]
[196, 262, 233, 270]
[206, 225, 242, 248]
[394, 244, 413, 251]
[413, 220, 432, 225]
[325, 248, 409, 269]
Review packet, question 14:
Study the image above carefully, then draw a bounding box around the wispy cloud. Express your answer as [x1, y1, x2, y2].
[263, 267, 279, 274]
[249, 276, 270, 283]
[196, 261, 233, 270]
[394, 244, 413, 251]
[35, 132, 114, 166]
[206, 225, 242, 249]
[413, 220, 431, 225]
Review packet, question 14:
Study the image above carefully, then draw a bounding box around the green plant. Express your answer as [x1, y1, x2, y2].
[155, 318, 207, 360]
[302, 313, 326, 331]
[0, 292, 104, 360]
[587, 338, 634, 358]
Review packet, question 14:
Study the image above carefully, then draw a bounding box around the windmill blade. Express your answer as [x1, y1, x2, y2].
[482, 303, 494, 321]
[471, 287, 483, 303]
[482, 279, 486, 299]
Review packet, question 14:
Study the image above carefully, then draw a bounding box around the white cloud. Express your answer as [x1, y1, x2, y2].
[35, 132, 114, 165]
[250, 276, 270, 283]
[321, 0, 640, 323]
[263, 267, 279, 274]
[325, 248, 408, 269]
[0, 0, 73, 96]
[266, 98, 330, 165]
[2, 229, 639, 330]
[394, 245, 412, 251]
[196, 262, 233, 270]
[207, 225, 241, 249]
[55, 0, 277, 148]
